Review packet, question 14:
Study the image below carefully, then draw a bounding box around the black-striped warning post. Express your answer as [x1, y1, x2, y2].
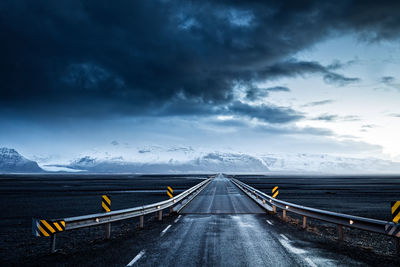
[272, 186, 279, 198]
[102, 195, 111, 212]
[32, 219, 65, 237]
[385, 223, 400, 237]
[392, 201, 400, 223]
[167, 186, 173, 198]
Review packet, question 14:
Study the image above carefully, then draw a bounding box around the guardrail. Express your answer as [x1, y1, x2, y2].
[34, 178, 211, 253]
[231, 178, 400, 253]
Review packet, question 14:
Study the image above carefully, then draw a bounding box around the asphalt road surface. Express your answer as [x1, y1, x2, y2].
[180, 174, 265, 214]
[128, 174, 360, 266]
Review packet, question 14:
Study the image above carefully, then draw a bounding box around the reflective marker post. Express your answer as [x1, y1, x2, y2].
[32, 219, 65, 253]
[167, 186, 174, 215]
[50, 234, 56, 253]
[102, 195, 111, 239]
[390, 201, 400, 254]
[272, 186, 279, 198]
[167, 186, 174, 199]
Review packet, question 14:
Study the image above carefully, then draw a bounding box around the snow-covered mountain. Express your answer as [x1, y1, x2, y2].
[54, 152, 269, 173]
[49, 147, 400, 174]
[0, 147, 43, 173]
[261, 153, 400, 174]
[4, 144, 400, 174]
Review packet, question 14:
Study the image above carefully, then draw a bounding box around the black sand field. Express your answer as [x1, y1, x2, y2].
[0, 174, 208, 265]
[234, 174, 400, 221]
[1, 173, 400, 266]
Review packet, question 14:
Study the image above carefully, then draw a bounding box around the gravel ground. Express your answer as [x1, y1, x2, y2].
[267, 213, 400, 266]
[234, 174, 400, 221]
[234, 174, 400, 265]
[2, 174, 400, 266]
[0, 174, 208, 265]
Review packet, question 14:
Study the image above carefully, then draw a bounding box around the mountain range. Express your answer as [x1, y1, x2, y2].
[1, 146, 400, 174]
[0, 147, 43, 173]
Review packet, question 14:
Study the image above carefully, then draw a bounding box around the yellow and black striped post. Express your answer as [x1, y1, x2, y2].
[167, 186, 173, 199]
[102, 195, 111, 239]
[272, 186, 279, 198]
[102, 195, 111, 213]
[392, 201, 400, 223]
[33, 219, 65, 237]
[32, 219, 65, 253]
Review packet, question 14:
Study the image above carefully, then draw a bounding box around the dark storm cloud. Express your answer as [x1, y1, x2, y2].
[211, 119, 249, 128]
[1, 0, 399, 121]
[323, 73, 360, 86]
[210, 118, 333, 136]
[361, 124, 376, 129]
[258, 60, 360, 86]
[266, 86, 290, 93]
[312, 114, 360, 122]
[159, 97, 302, 124]
[360, 124, 376, 132]
[227, 101, 303, 123]
[326, 60, 357, 69]
[313, 114, 339, 122]
[301, 99, 334, 107]
[246, 86, 290, 101]
[255, 124, 334, 136]
[380, 76, 400, 91]
[382, 76, 395, 84]
[110, 140, 119, 146]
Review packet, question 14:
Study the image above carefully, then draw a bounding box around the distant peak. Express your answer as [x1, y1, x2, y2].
[0, 147, 19, 154]
[0, 147, 43, 173]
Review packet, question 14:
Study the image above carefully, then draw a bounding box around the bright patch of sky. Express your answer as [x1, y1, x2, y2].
[263, 34, 400, 158]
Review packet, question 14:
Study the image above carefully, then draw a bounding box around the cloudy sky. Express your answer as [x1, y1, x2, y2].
[1, 0, 400, 162]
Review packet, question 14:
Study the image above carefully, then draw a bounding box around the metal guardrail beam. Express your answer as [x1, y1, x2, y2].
[34, 178, 211, 253]
[231, 178, 397, 237]
[64, 178, 211, 230]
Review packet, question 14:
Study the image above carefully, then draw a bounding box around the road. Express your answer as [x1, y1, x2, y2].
[128, 174, 358, 266]
[180, 174, 264, 214]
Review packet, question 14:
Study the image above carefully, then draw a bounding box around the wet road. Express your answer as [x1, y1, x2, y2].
[137, 214, 336, 266]
[181, 174, 265, 214]
[130, 174, 356, 266]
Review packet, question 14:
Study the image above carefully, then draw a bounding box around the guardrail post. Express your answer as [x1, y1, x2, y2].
[158, 210, 162, 221]
[273, 205, 276, 214]
[302, 216, 307, 229]
[337, 225, 343, 241]
[105, 223, 111, 239]
[282, 209, 287, 221]
[139, 215, 144, 228]
[50, 234, 56, 253]
[170, 206, 174, 214]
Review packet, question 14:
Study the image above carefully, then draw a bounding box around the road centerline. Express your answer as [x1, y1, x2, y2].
[161, 225, 172, 236]
[126, 249, 146, 266]
[174, 215, 182, 223]
[280, 234, 289, 241]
